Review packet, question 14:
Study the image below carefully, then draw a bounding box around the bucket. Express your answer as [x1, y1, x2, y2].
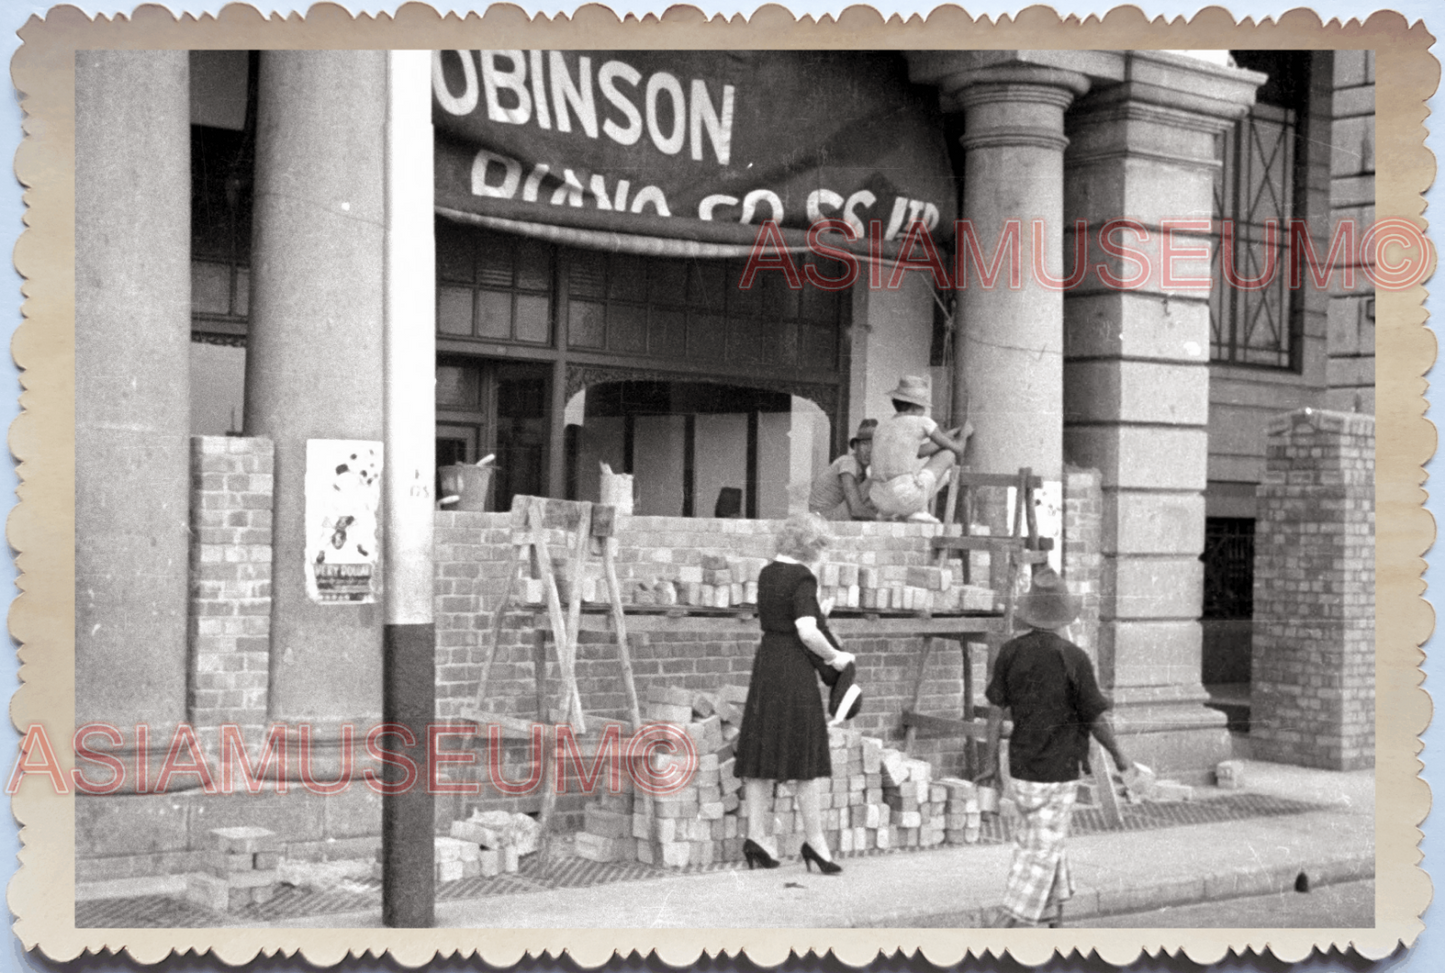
[439, 464, 494, 512]
[976, 784, 999, 814]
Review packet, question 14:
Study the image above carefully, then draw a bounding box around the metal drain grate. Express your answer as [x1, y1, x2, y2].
[75, 792, 1329, 927]
[76, 894, 227, 929]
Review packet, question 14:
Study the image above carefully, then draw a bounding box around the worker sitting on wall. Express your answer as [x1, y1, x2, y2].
[808, 419, 880, 521]
[866, 375, 973, 524]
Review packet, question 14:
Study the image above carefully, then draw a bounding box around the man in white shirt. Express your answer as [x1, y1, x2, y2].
[867, 375, 971, 523]
[807, 419, 878, 521]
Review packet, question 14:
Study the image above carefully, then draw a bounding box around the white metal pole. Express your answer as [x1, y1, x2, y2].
[381, 47, 437, 929]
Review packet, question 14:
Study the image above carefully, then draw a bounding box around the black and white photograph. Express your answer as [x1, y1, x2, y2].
[5, 8, 1433, 963]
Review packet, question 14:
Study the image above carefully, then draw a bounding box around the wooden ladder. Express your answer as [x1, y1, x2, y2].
[462, 496, 644, 863]
[901, 468, 1052, 776]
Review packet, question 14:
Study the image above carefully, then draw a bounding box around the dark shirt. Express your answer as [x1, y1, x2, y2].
[985, 629, 1111, 783]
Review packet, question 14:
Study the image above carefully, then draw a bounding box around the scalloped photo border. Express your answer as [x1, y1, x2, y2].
[7, 3, 1435, 967]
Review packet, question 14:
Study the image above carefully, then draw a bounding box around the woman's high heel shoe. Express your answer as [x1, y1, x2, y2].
[800, 842, 842, 875]
[743, 839, 780, 870]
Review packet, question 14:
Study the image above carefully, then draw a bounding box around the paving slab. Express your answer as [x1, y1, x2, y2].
[79, 760, 1375, 930]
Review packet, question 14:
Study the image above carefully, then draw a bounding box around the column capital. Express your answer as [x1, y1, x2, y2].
[905, 51, 1091, 112]
[1072, 51, 1267, 135]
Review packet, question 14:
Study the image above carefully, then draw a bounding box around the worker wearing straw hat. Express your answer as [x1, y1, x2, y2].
[866, 375, 971, 523]
[982, 568, 1131, 928]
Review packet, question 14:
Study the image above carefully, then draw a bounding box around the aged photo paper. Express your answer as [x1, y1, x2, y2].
[5, 2, 1435, 968]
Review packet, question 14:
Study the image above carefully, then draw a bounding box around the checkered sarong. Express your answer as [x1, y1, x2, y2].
[1001, 778, 1078, 925]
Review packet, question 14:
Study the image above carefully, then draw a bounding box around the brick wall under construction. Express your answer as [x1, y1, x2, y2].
[432, 513, 975, 826]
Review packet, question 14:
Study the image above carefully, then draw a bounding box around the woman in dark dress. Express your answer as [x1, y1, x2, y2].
[734, 515, 856, 874]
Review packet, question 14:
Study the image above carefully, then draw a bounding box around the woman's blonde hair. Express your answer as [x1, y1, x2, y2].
[775, 513, 832, 562]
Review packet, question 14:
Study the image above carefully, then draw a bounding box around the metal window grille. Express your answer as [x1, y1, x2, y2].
[1201, 517, 1255, 620]
[1210, 103, 1299, 369]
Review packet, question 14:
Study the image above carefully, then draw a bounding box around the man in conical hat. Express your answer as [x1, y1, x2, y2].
[982, 567, 1131, 928]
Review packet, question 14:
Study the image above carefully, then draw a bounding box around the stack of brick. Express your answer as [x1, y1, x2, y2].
[627, 684, 746, 868]
[817, 561, 994, 614]
[878, 747, 947, 848]
[575, 791, 636, 863]
[512, 546, 997, 615]
[581, 683, 975, 869]
[372, 811, 538, 885]
[185, 826, 281, 912]
[937, 777, 983, 844]
[520, 553, 774, 610]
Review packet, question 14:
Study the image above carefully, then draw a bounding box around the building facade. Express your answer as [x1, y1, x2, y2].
[74, 48, 1374, 878]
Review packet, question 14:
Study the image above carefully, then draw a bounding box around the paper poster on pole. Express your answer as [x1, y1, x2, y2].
[305, 439, 383, 604]
[1008, 479, 1063, 573]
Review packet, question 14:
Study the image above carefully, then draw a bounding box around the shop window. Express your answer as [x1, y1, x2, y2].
[435, 359, 549, 511]
[560, 248, 845, 371]
[1210, 52, 1310, 370]
[435, 224, 555, 345]
[190, 123, 254, 339]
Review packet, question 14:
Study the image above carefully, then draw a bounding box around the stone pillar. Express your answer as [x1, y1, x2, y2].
[909, 59, 1089, 483]
[245, 51, 387, 721]
[75, 51, 192, 732]
[1252, 409, 1374, 770]
[1062, 465, 1103, 663]
[1327, 50, 1375, 414]
[1062, 53, 1263, 779]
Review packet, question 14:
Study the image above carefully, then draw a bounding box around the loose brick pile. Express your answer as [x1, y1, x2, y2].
[936, 778, 985, 844]
[575, 683, 746, 867]
[573, 683, 987, 868]
[373, 811, 538, 884]
[186, 826, 281, 912]
[874, 746, 948, 850]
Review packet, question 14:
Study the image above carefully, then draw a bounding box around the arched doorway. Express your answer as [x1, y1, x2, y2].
[565, 380, 831, 518]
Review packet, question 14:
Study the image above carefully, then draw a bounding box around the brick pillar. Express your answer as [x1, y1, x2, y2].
[1251, 408, 1374, 770]
[188, 436, 275, 746]
[1062, 52, 1264, 780]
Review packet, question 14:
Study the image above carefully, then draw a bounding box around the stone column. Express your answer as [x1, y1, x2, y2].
[1062, 52, 1263, 779]
[245, 51, 388, 721]
[75, 51, 192, 733]
[908, 56, 1089, 484]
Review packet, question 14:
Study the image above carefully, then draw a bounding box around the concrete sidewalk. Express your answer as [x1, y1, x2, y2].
[235, 760, 1374, 929]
